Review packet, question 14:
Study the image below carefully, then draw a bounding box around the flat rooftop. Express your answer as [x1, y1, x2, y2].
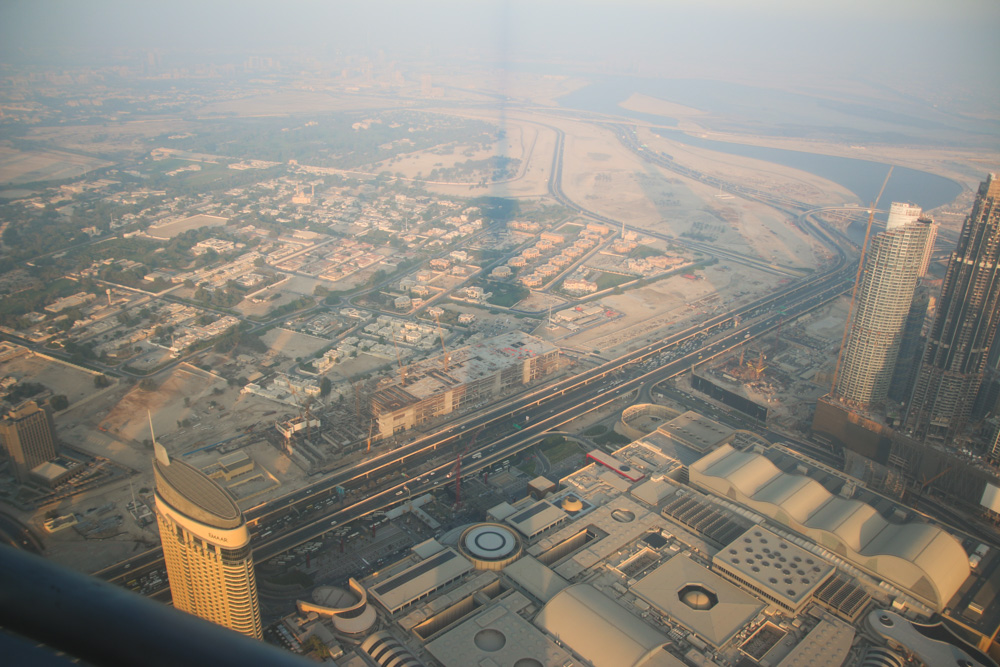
[632, 554, 765, 649]
[372, 331, 557, 407]
[657, 411, 735, 453]
[714, 526, 834, 609]
[426, 592, 578, 667]
[506, 500, 568, 539]
[369, 548, 473, 614]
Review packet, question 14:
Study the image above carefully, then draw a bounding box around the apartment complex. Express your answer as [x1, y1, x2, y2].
[370, 332, 559, 438]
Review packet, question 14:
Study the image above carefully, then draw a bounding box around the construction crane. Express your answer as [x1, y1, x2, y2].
[434, 312, 450, 373]
[453, 427, 483, 508]
[830, 166, 894, 396]
[919, 466, 952, 493]
[366, 416, 375, 454]
[353, 381, 364, 420]
[747, 350, 767, 381]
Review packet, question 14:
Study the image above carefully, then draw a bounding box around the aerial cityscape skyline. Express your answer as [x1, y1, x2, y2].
[0, 1, 998, 665]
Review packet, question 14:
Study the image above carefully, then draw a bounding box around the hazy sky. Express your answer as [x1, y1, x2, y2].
[2, 0, 998, 110]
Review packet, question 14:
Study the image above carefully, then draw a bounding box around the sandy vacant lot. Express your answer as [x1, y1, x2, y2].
[0, 352, 104, 411]
[413, 111, 558, 200]
[619, 93, 708, 122]
[563, 263, 779, 356]
[0, 146, 113, 184]
[261, 328, 329, 361]
[147, 214, 228, 240]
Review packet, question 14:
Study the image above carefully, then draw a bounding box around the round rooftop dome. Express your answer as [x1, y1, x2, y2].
[678, 584, 718, 611]
[561, 495, 583, 512]
[682, 590, 713, 610]
[460, 523, 522, 570]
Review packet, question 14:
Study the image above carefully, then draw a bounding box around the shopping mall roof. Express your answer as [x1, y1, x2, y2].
[631, 554, 764, 649]
[535, 583, 679, 667]
[713, 526, 834, 612]
[657, 411, 735, 453]
[503, 555, 569, 603]
[775, 615, 854, 667]
[426, 592, 576, 667]
[506, 499, 569, 539]
[369, 548, 473, 614]
[690, 444, 970, 611]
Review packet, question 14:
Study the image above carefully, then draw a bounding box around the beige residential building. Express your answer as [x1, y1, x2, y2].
[370, 332, 559, 438]
[153, 442, 262, 639]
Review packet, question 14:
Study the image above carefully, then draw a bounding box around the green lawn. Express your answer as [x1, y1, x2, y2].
[594, 271, 633, 291]
[594, 431, 630, 447]
[540, 437, 583, 464]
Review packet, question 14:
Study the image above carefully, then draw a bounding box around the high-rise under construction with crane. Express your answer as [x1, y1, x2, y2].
[907, 174, 1000, 442]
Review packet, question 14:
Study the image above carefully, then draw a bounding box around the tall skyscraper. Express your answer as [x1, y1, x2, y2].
[886, 201, 939, 277]
[834, 207, 933, 407]
[907, 174, 1000, 441]
[888, 285, 930, 403]
[0, 400, 56, 482]
[153, 439, 262, 639]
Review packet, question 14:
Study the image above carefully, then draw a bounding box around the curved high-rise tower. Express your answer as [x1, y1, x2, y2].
[834, 207, 933, 407]
[153, 442, 262, 639]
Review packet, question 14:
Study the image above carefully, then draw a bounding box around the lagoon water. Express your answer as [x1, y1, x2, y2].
[653, 129, 962, 213]
[557, 79, 963, 212]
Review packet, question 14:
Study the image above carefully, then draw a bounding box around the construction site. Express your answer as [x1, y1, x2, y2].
[685, 306, 841, 435]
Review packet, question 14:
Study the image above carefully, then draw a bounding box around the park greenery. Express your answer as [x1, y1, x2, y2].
[163, 111, 502, 171]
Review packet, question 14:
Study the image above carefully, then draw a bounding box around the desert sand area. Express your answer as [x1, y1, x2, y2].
[633, 116, 1000, 191]
[56, 362, 304, 471]
[0, 353, 109, 411]
[192, 89, 412, 117]
[420, 70, 591, 108]
[0, 145, 114, 184]
[146, 214, 228, 239]
[260, 327, 329, 361]
[555, 263, 782, 356]
[618, 93, 709, 123]
[93, 365, 228, 447]
[379, 105, 840, 271]
[20, 119, 198, 157]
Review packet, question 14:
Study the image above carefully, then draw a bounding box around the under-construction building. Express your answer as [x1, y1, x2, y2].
[834, 205, 933, 407]
[370, 331, 559, 438]
[907, 174, 1000, 442]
